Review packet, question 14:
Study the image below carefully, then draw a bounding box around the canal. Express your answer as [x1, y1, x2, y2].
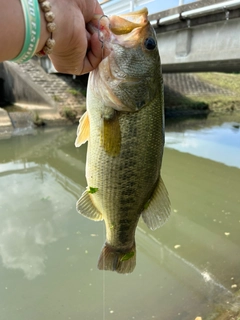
[0, 114, 239, 320]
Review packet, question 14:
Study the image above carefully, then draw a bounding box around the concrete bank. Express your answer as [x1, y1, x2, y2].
[0, 59, 87, 134]
[1, 59, 240, 135]
[164, 72, 240, 117]
[0, 108, 12, 128]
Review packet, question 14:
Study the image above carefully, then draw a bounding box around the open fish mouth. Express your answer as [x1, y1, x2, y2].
[87, 8, 149, 47]
[107, 8, 148, 35]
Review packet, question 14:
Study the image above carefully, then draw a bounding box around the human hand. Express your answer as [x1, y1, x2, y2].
[46, 0, 107, 75]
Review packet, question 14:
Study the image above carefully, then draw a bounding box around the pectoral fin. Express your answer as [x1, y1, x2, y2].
[75, 111, 90, 147]
[76, 190, 103, 221]
[101, 113, 121, 157]
[142, 177, 171, 230]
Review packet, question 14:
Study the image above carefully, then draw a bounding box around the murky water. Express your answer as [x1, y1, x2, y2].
[0, 114, 240, 320]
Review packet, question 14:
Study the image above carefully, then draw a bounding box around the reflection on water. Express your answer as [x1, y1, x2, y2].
[166, 121, 240, 168]
[0, 117, 240, 320]
[0, 165, 73, 280]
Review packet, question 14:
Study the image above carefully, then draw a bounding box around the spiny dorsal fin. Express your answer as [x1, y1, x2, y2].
[75, 111, 90, 147]
[142, 177, 171, 230]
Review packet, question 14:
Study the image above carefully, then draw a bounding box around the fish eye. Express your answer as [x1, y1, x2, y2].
[144, 37, 157, 50]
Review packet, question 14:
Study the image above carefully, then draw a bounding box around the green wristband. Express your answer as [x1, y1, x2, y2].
[11, 0, 41, 63]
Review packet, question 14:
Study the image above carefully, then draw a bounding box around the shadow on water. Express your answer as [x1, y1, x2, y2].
[164, 85, 210, 118]
[0, 118, 240, 320]
[165, 111, 240, 132]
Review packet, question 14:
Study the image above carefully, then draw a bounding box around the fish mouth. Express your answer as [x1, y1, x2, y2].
[87, 8, 149, 46]
[108, 8, 148, 35]
[87, 8, 154, 112]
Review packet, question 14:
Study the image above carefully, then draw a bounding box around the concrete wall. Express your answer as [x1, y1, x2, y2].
[0, 63, 15, 105]
[0, 62, 56, 107]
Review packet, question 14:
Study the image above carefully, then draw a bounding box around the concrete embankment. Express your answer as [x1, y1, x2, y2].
[0, 59, 86, 134]
[0, 58, 240, 135]
[164, 72, 240, 116]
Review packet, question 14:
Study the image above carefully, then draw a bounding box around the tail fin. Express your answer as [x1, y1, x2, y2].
[98, 243, 136, 274]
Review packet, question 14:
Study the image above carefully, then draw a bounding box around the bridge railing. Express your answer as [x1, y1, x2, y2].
[149, 0, 240, 25]
[151, 0, 240, 73]
[99, 0, 155, 15]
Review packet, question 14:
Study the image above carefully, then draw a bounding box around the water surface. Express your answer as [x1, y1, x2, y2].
[0, 115, 240, 320]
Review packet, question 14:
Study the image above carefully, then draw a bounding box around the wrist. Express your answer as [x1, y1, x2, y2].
[36, 4, 49, 52]
[35, 0, 56, 57]
[4, 0, 25, 61]
[11, 0, 41, 63]
[10, 0, 56, 63]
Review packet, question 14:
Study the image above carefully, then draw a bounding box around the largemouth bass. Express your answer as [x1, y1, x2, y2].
[75, 8, 171, 274]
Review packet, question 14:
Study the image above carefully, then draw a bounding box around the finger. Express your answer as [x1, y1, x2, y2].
[94, 1, 104, 16]
[80, 32, 105, 75]
[81, 0, 104, 23]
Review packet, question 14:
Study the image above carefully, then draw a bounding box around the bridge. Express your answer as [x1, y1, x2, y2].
[101, 0, 240, 73]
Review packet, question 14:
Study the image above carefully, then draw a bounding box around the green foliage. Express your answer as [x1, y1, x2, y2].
[197, 72, 240, 94]
[52, 95, 62, 102]
[60, 107, 77, 122]
[33, 112, 45, 127]
[67, 88, 86, 97]
[120, 252, 135, 262]
[88, 187, 99, 194]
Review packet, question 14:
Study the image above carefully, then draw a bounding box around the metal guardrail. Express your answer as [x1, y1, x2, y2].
[149, 0, 240, 27]
[150, 0, 240, 25]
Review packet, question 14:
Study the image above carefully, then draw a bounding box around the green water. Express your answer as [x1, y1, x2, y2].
[0, 115, 240, 320]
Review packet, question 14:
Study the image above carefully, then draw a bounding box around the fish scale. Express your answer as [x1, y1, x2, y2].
[75, 8, 171, 273]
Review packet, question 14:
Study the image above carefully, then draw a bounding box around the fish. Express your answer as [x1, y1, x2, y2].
[75, 8, 171, 274]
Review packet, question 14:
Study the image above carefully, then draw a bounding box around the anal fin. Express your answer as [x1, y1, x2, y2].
[142, 177, 171, 230]
[76, 190, 103, 221]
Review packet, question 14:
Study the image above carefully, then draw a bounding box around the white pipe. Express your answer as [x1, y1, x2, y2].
[181, 0, 240, 18]
[179, 0, 184, 5]
[160, 14, 180, 25]
[158, 0, 240, 25]
[150, 19, 158, 25]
